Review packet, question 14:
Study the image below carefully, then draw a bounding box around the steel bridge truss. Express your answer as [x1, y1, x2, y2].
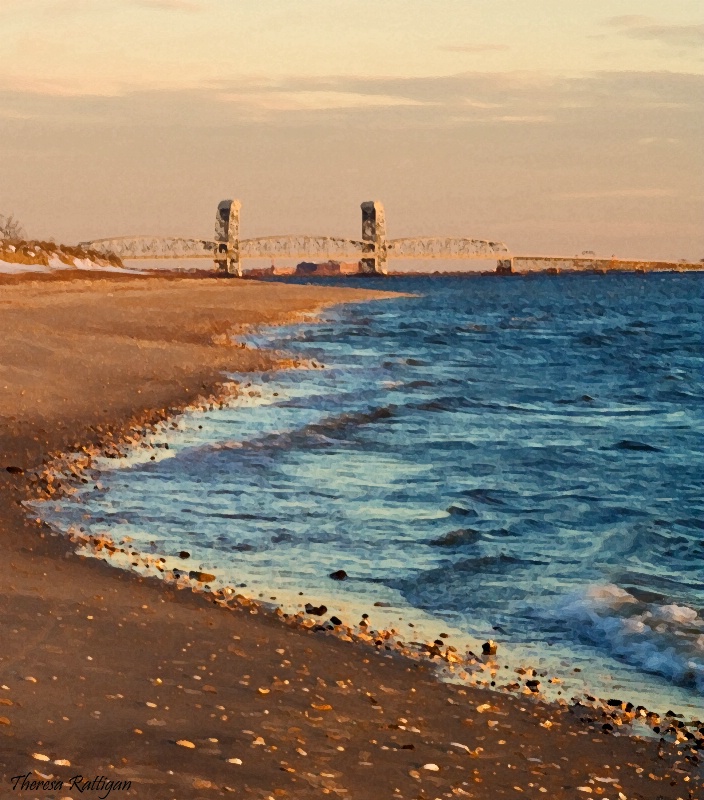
[80, 200, 510, 275]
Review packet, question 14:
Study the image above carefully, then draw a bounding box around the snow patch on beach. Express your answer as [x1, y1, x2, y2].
[0, 256, 141, 275]
[555, 584, 704, 692]
[0, 259, 51, 274]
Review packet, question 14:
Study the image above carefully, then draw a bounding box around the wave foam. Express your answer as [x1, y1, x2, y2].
[556, 584, 704, 692]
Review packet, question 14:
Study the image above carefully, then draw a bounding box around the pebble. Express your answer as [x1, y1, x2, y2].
[423, 763, 440, 771]
[176, 739, 196, 748]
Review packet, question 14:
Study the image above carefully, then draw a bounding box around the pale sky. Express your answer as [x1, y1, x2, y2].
[1, 0, 702, 261]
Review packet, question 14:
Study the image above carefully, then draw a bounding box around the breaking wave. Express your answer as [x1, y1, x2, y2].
[556, 584, 704, 692]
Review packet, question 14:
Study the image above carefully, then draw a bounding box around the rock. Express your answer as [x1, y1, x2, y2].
[304, 603, 327, 616]
[189, 571, 216, 583]
[329, 569, 348, 581]
[178, 551, 190, 559]
[423, 763, 440, 771]
[329, 616, 342, 626]
[482, 640, 497, 656]
[5, 466, 24, 475]
[373, 601, 391, 607]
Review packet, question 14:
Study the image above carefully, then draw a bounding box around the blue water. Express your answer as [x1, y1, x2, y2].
[45, 273, 704, 715]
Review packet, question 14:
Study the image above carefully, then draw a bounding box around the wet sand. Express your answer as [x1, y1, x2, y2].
[0, 272, 700, 799]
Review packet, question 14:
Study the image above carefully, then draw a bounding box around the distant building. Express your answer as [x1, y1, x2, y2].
[295, 260, 360, 276]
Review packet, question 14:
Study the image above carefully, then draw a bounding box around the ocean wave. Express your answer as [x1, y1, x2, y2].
[555, 584, 704, 692]
[430, 528, 481, 547]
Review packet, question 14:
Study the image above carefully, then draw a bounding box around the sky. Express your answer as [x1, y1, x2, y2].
[0, 0, 702, 262]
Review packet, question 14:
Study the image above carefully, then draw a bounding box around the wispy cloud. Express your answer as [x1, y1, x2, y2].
[131, 0, 204, 11]
[1, 70, 701, 132]
[637, 136, 679, 145]
[605, 15, 704, 49]
[560, 188, 676, 199]
[440, 44, 509, 54]
[217, 90, 425, 112]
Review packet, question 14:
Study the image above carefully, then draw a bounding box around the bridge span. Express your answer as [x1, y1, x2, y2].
[80, 200, 510, 276]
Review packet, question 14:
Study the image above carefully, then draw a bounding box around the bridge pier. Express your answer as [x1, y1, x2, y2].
[360, 201, 387, 275]
[214, 199, 241, 276]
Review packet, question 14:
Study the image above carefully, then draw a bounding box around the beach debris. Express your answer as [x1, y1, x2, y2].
[176, 739, 196, 748]
[329, 569, 348, 581]
[32, 753, 51, 762]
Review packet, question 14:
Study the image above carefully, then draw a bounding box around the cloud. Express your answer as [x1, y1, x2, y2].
[217, 90, 425, 112]
[605, 15, 704, 49]
[559, 189, 676, 199]
[605, 15, 655, 28]
[1, 69, 701, 133]
[491, 115, 553, 123]
[131, 0, 203, 10]
[440, 44, 509, 54]
[637, 136, 679, 145]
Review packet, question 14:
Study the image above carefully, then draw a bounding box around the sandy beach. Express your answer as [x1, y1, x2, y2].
[0, 272, 700, 799]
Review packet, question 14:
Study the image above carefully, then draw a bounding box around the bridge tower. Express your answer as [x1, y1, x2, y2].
[214, 199, 242, 276]
[360, 201, 387, 275]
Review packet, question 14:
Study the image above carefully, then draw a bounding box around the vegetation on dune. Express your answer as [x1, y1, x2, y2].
[0, 213, 26, 240]
[1, 213, 124, 268]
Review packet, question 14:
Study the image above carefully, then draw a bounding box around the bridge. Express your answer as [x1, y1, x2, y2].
[80, 200, 510, 276]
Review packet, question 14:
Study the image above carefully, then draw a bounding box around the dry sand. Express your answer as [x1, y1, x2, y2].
[0, 272, 700, 799]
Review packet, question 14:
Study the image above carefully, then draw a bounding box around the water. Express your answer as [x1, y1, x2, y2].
[43, 273, 704, 716]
